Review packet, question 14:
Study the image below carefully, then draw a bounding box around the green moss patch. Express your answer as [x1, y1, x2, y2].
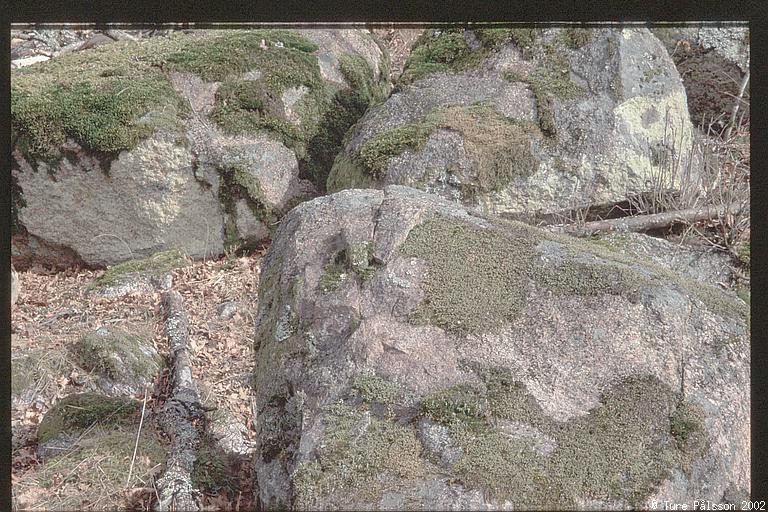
[12, 30, 384, 193]
[91, 249, 189, 289]
[38, 393, 141, 444]
[420, 370, 709, 507]
[399, 216, 748, 334]
[11, 42, 188, 164]
[345, 103, 539, 195]
[394, 219, 525, 334]
[73, 327, 164, 385]
[326, 153, 378, 192]
[352, 373, 405, 406]
[293, 402, 427, 509]
[399, 28, 515, 86]
[192, 437, 236, 494]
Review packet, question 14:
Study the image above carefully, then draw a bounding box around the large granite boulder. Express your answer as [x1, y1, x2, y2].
[251, 186, 748, 510]
[328, 28, 698, 219]
[12, 29, 389, 268]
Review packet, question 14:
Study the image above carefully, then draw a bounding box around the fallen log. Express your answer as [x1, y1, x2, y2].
[155, 290, 205, 512]
[556, 202, 747, 237]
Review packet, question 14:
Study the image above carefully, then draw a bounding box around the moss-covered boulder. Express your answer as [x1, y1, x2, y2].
[73, 326, 164, 396]
[12, 29, 390, 268]
[328, 28, 698, 219]
[252, 186, 748, 510]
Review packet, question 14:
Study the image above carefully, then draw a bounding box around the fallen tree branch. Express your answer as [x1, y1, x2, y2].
[556, 202, 747, 237]
[155, 290, 205, 512]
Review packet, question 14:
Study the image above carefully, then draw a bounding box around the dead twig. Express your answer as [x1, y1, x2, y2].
[559, 202, 746, 237]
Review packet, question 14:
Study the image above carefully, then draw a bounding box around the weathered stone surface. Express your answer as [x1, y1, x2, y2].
[328, 28, 698, 219]
[12, 29, 389, 267]
[252, 186, 748, 510]
[652, 25, 749, 128]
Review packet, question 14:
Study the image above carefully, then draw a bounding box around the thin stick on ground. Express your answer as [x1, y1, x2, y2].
[126, 385, 149, 487]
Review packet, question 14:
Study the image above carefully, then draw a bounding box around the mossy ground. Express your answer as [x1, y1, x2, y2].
[37, 393, 142, 444]
[332, 103, 540, 196]
[73, 327, 164, 384]
[91, 249, 189, 289]
[11, 39, 188, 164]
[12, 30, 385, 196]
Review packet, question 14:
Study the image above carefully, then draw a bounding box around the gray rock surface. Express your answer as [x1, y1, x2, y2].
[328, 28, 699, 219]
[251, 186, 749, 510]
[14, 133, 226, 267]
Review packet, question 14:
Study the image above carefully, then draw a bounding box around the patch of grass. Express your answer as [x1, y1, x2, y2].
[16, 424, 166, 511]
[37, 393, 141, 444]
[12, 349, 73, 402]
[326, 153, 378, 192]
[91, 249, 189, 289]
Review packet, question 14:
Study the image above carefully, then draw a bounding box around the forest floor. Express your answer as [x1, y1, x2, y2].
[11, 249, 266, 511]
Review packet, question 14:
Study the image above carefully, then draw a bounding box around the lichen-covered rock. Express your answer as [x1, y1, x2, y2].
[328, 28, 698, 219]
[12, 29, 390, 268]
[73, 327, 164, 396]
[651, 25, 749, 129]
[252, 186, 748, 510]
